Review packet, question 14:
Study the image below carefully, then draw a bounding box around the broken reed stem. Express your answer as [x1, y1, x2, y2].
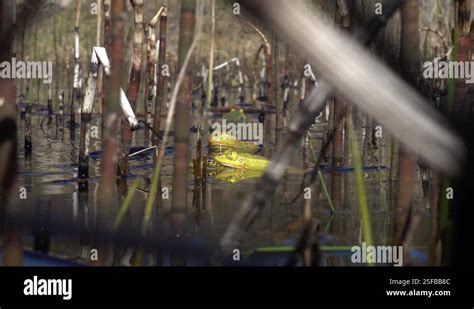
[141, 37, 199, 236]
[103, 0, 111, 53]
[243, 18, 271, 104]
[252, 45, 262, 102]
[144, 6, 165, 130]
[153, 6, 168, 145]
[240, 18, 269, 47]
[71, 0, 81, 129]
[78, 55, 101, 185]
[101, 0, 111, 128]
[348, 109, 373, 252]
[206, 0, 215, 109]
[118, 0, 144, 176]
[96, 0, 104, 116]
[96, 0, 102, 46]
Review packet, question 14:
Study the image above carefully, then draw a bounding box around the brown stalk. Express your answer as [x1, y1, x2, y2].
[118, 0, 144, 176]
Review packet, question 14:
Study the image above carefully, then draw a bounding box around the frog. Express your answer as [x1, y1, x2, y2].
[214, 169, 264, 183]
[208, 132, 260, 153]
[214, 150, 269, 170]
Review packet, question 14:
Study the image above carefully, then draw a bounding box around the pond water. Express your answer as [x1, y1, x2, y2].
[6, 107, 430, 266]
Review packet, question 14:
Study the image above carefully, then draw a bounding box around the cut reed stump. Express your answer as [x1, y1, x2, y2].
[70, 0, 81, 135]
[172, 0, 196, 210]
[144, 7, 163, 130]
[78, 52, 101, 188]
[153, 6, 168, 146]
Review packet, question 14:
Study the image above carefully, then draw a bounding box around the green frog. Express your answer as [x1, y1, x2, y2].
[213, 150, 305, 174]
[208, 132, 260, 153]
[214, 169, 264, 183]
[214, 151, 269, 170]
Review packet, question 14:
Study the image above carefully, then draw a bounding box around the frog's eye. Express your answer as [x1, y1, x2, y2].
[207, 158, 216, 167]
[237, 158, 246, 166]
[227, 151, 238, 160]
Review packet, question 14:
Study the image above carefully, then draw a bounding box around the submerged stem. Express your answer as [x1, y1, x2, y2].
[113, 178, 141, 230]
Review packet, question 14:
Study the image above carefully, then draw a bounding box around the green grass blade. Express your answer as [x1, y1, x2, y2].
[113, 178, 141, 230]
[348, 111, 373, 262]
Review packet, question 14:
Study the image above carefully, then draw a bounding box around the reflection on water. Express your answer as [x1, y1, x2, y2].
[8, 110, 430, 266]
